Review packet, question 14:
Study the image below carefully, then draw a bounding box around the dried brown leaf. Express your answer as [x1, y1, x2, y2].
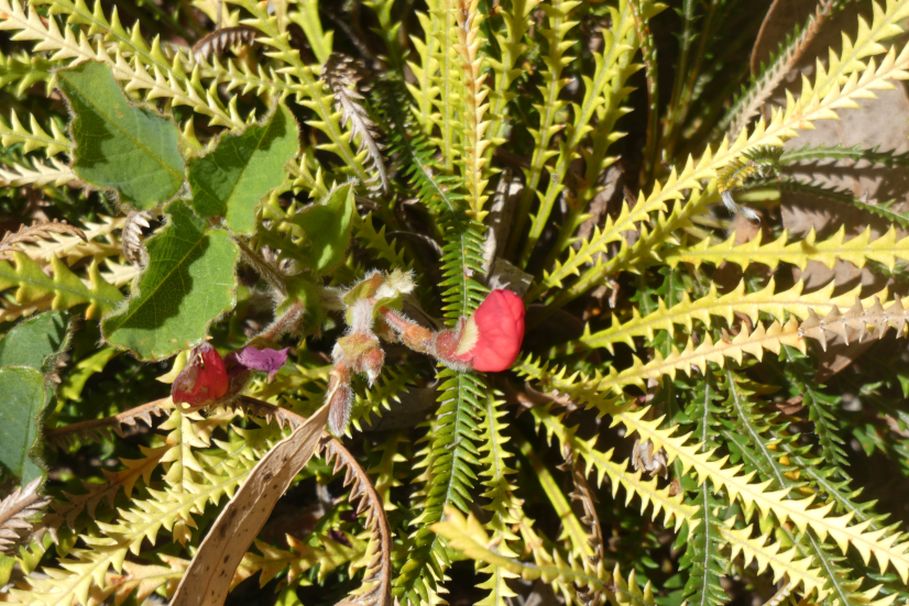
[121, 211, 151, 267]
[0, 220, 86, 260]
[0, 478, 49, 554]
[322, 438, 391, 606]
[323, 53, 388, 192]
[192, 26, 258, 61]
[169, 403, 329, 606]
[45, 397, 171, 448]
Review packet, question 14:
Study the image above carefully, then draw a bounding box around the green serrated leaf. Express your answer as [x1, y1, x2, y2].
[189, 104, 299, 234]
[289, 182, 355, 274]
[0, 367, 48, 482]
[276, 587, 305, 606]
[0, 311, 68, 371]
[58, 61, 185, 209]
[102, 201, 238, 359]
[295, 0, 333, 64]
[0, 255, 123, 318]
[58, 347, 117, 402]
[0, 554, 14, 586]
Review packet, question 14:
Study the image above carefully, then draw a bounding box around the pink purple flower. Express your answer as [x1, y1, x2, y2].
[228, 346, 290, 379]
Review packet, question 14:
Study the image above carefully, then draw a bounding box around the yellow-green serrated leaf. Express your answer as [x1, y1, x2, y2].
[583, 279, 863, 353]
[543, 6, 909, 302]
[0, 109, 70, 156]
[531, 406, 828, 599]
[616, 408, 909, 584]
[667, 227, 909, 271]
[0, 253, 123, 319]
[535, 320, 805, 396]
[8, 439, 266, 606]
[431, 506, 607, 590]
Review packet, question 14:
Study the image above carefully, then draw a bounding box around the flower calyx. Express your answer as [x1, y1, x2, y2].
[333, 332, 385, 386]
[325, 363, 354, 438]
[323, 270, 414, 436]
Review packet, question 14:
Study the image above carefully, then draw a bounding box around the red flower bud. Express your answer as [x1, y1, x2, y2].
[171, 343, 229, 405]
[458, 289, 525, 372]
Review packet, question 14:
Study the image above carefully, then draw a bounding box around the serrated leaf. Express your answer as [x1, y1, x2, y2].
[289, 182, 355, 274]
[102, 202, 238, 360]
[58, 61, 184, 210]
[189, 104, 299, 234]
[0, 311, 67, 371]
[0, 367, 48, 482]
[0, 254, 123, 318]
[0, 554, 14, 586]
[58, 347, 116, 403]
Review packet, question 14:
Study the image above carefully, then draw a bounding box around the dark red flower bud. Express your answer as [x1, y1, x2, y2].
[457, 289, 525, 372]
[171, 343, 229, 405]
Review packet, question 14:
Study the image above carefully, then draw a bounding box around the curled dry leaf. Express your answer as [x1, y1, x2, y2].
[121, 210, 151, 267]
[323, 53, 389, 192]
[192, 26, 259, 61]
[0, 478, 49, 554]
[0, 220, 86, 260]
[322, 438, 392, 606]
[169, 404, 329, 606]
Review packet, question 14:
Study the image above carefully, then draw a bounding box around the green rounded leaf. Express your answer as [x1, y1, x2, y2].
[0, 311, 68, 371]
[0, 367, 48, 483]
[0, 312, 72, 482]
[102, 201, 239, 360]
[59, 61, 185, 209]
[289, 182, 355, 274]
[189, 104, 299, 234]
